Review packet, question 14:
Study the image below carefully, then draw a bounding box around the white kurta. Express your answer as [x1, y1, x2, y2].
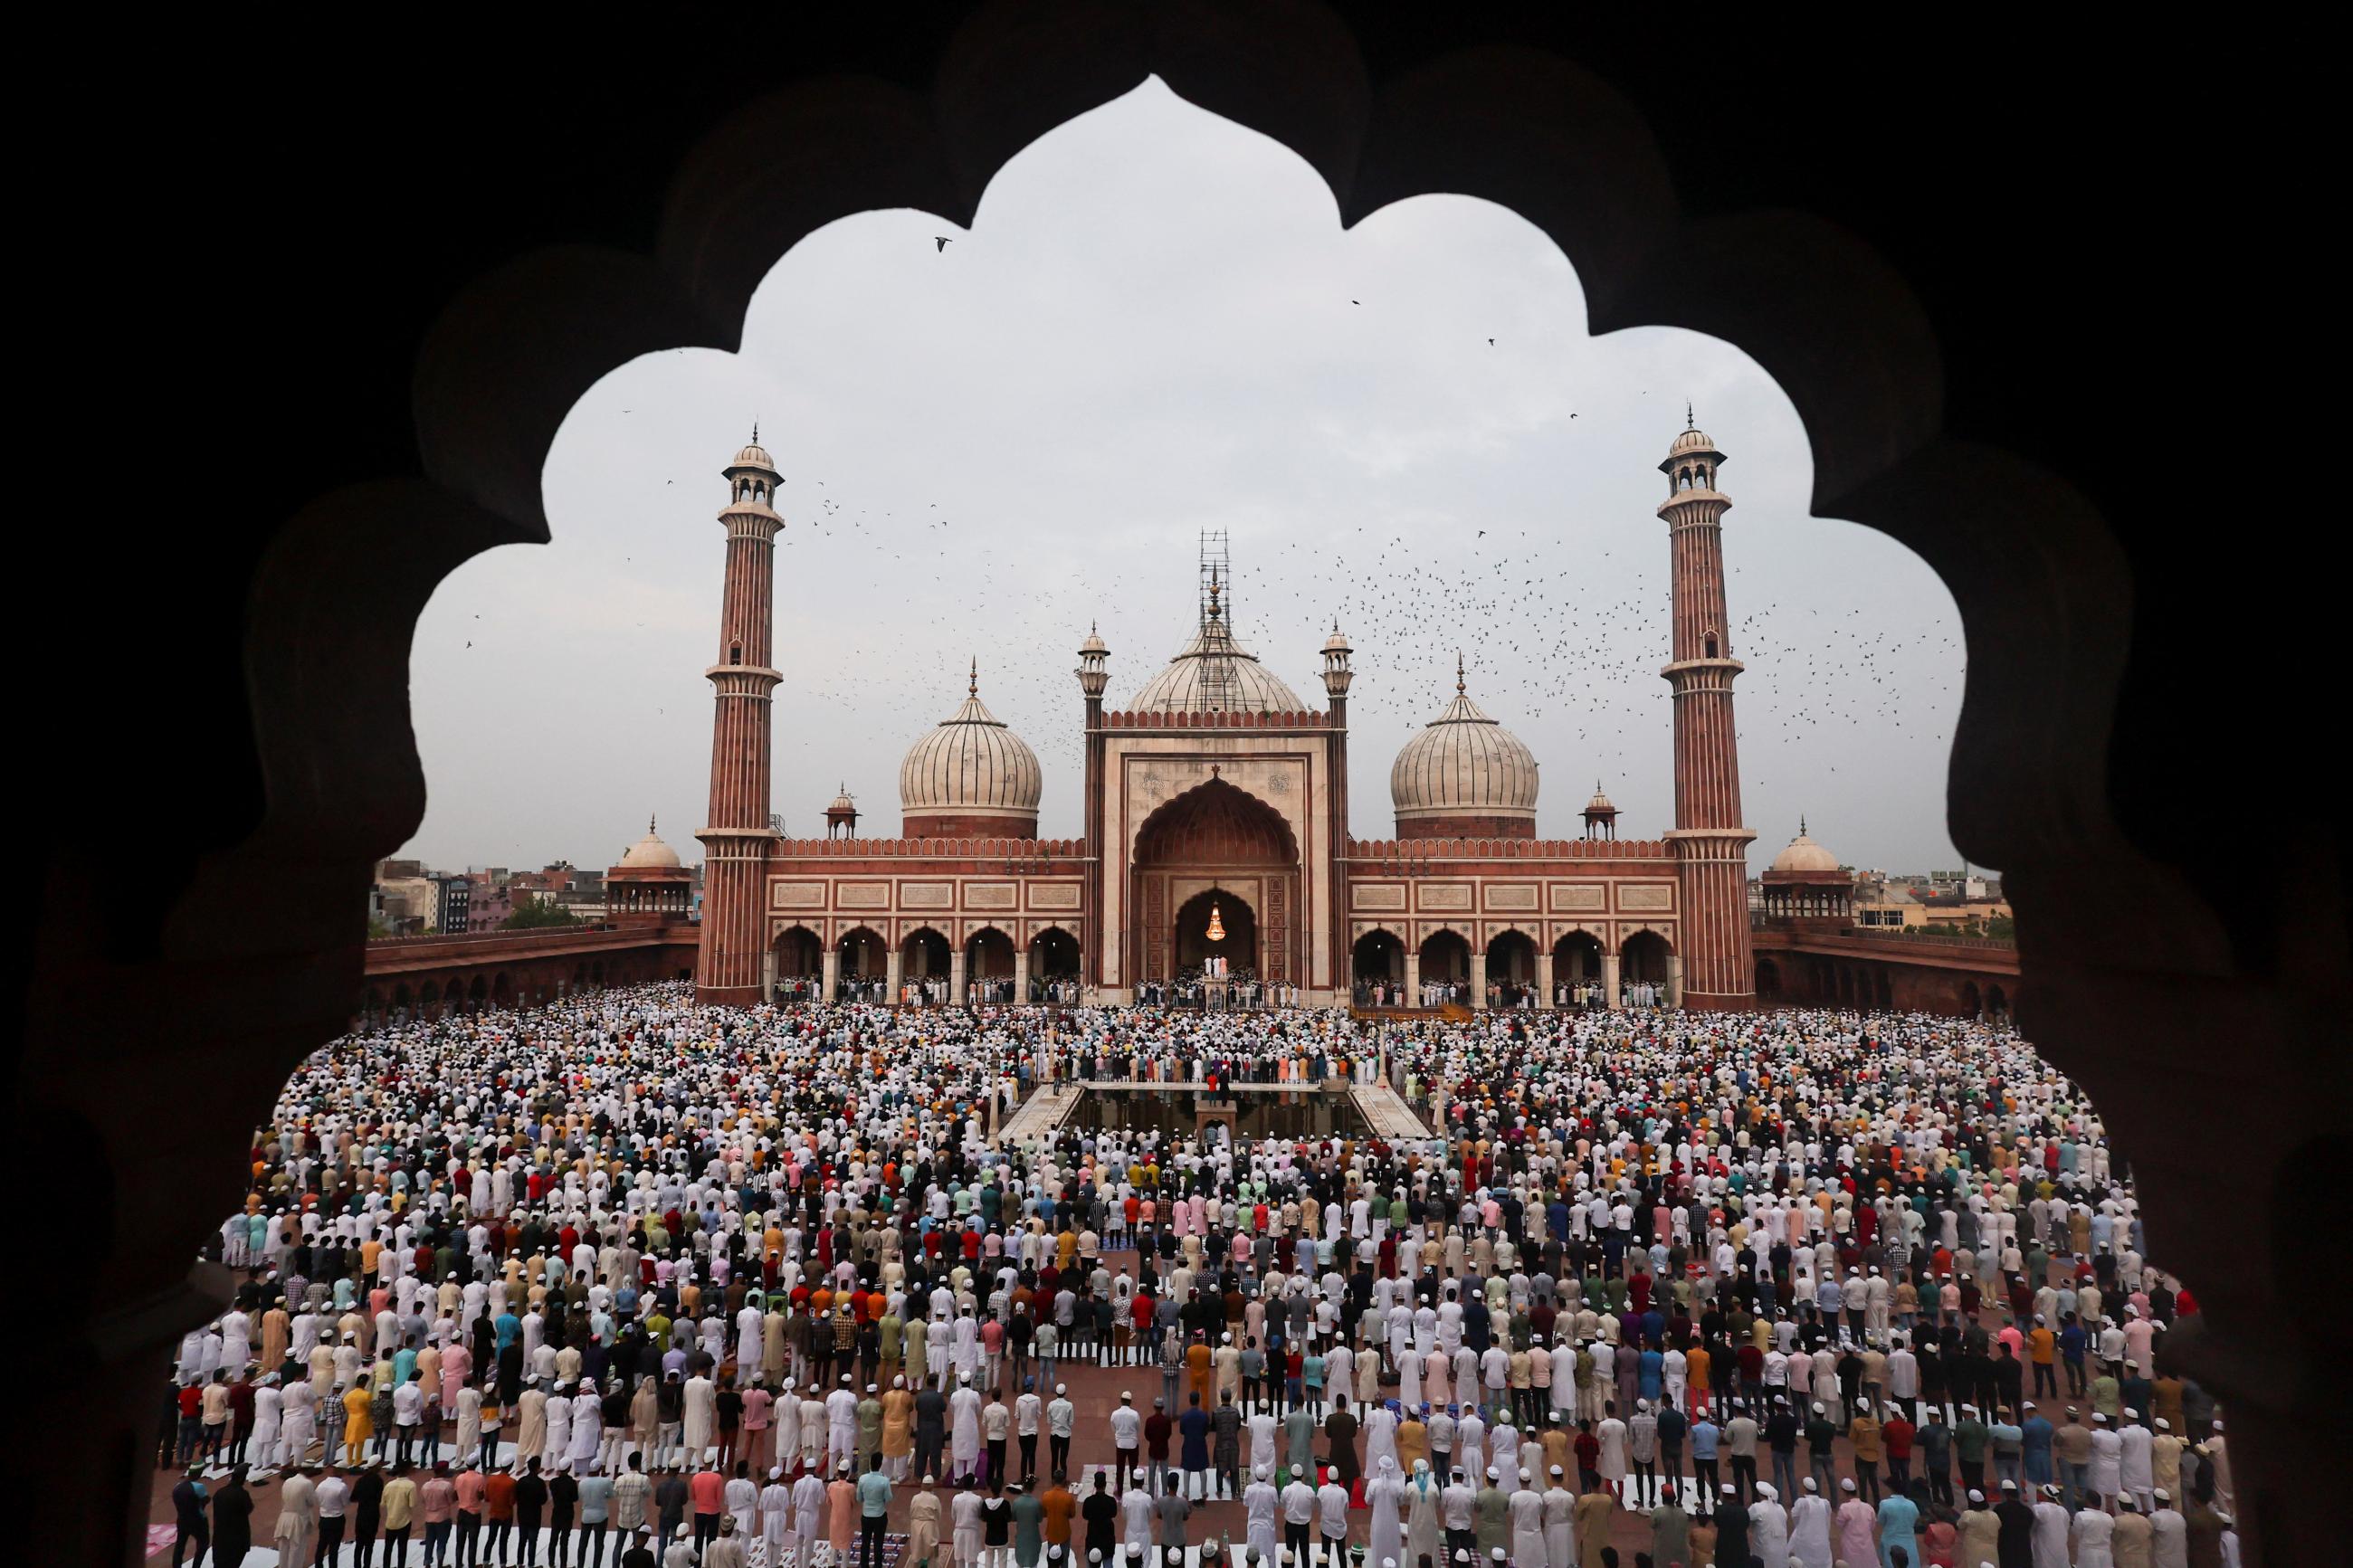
[683, 1376, 717, 1453]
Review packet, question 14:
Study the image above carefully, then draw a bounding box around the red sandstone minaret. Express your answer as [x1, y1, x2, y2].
[1660, 412, 1757, 1008]
[694, 430, 785, 1004]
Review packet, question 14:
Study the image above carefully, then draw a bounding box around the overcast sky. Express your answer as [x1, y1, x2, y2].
[398, 80, 1967, 879]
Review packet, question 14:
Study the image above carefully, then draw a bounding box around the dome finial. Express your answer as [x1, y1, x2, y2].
[1455, 650, 1465, 696]
[1685, 400, 1694, 432]
[750, 418, 758, 444]
[968, 656, 978, 697]
[649, 812, 657, 835]
[1800, 813, 1807, 837]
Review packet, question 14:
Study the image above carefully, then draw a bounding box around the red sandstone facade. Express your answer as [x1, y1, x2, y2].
[736, 424, 1761, 1010]
[694, 437, 786, 1004]
[1658, 424, 1757, 1007]
[362, 422, 2015, 1021]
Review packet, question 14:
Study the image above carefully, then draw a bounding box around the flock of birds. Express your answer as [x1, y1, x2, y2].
[706, 449, 1961, 839]
[443, 231, 1961, 860]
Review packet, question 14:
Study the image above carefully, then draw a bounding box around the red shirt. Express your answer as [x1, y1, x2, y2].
[691, 1470, 726, 1516]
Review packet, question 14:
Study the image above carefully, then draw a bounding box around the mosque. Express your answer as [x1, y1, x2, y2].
[689, 422, 1783, 1012]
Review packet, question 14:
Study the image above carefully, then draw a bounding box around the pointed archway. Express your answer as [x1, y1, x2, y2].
[1173, 888, 1258, 976]
[1129, 777, 1299, 988]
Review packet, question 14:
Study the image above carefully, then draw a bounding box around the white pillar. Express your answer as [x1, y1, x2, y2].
[1666, 955, 1685, 1009]
[886, 945, 904, 1004]
[1604, 953, 1623, 1011]
[950, 944, 967, 1005]
[1472, 952, 1489, 1009]
[822, 946, 841, 1002]
[1535, 951, 1554, 1009]
[760, 944, 777, 1000]
[1015, 945, 1031, 1003]
[1405, 949, 1422, 1008]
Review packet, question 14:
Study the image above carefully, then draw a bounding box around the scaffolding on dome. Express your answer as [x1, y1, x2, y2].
[1196, 528, 1236, 713]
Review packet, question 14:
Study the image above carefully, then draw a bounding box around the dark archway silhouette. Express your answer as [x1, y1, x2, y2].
[32, 13, 2334, 1563]
[1419, 929, 1471, 1000]
[774, 925, 822, 979]
[1353, 929, 1404, 981]
[1486, 929, 1536, 1004]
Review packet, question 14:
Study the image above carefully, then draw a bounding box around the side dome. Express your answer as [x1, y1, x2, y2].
[1127, 576, 1306, 714]
[1389, 660, 1539, 839]
[617, 818, 681, 869]
[900, 662, 1043, 835]
[727, 425, 779, 474]
[1768, 821, 1842, 873]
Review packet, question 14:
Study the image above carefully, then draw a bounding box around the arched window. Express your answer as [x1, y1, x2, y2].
[1704, 632, 1720, 658]
[729, 640, 742, 665]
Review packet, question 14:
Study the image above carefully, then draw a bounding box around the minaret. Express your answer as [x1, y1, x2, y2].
[1659, 413, 1757, 1008]
[1076, 622, 1110, 997]
[694, 429, 785, 1004]
[1320, 619, 1353, 993]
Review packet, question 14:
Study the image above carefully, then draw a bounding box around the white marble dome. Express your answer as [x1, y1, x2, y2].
[1390, 666, 1539, 825]
[1769, 823, 1842, 873]
[1128, 591, 1306, 714]
[617, 819, 681, 869]
[899, 665, 1043, 822]
[1668, 425, 1720, 459]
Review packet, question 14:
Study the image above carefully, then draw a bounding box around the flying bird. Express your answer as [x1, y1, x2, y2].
[934, 236, 952, 252]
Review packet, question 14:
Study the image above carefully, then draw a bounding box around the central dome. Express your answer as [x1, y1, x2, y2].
[1128, 581, 1306, 714]
[1390, 660, 1539, 838]
[900, 662, 1043, 835]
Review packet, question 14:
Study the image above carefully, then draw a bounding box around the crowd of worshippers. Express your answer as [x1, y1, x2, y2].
[157, 985, 2239, 1567]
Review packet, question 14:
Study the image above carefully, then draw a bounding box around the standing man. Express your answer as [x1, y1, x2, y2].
[1110, 1392, 1142, 1495]
[275, 1465, 319, 1568]
[857, 1459, 894, 1568]
[316, 1463, 352, 1568]
[1047, 1386, 1077, 1487]
[212, 1466, 257, 1568]
[169, 1466, 209, 1568]
[381, 1463, 420, 1568]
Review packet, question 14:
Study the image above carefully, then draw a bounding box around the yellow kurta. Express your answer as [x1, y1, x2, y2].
[343, 1383, 374, 1449]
